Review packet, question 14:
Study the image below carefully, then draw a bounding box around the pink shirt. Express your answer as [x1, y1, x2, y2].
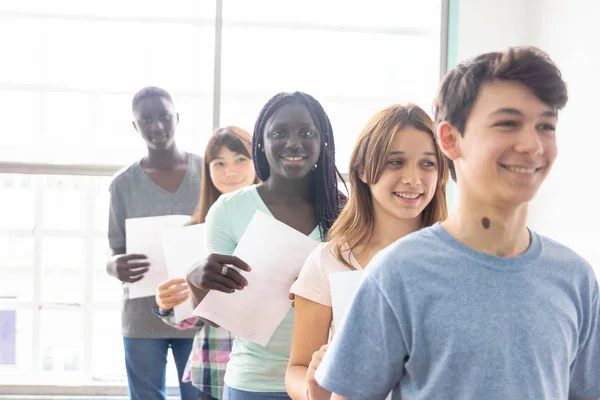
[291, 241, 363, 308]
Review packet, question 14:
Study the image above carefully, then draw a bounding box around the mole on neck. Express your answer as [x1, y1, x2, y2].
[481, 217, 491, 230]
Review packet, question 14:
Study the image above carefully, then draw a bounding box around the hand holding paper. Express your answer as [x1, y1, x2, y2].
[125, 215, 190, 299]
[186, 253, 250, 293]
[194, 211, 319, 346]
[155, 278, 190, 311]
[107, 253, 150, 283]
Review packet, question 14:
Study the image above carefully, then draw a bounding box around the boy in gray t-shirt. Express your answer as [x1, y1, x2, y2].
[316, 47, 600, 399]
[106, 87, 202, 400]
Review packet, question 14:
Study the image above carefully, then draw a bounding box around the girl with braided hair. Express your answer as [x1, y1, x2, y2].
[186, 91, 346, 399]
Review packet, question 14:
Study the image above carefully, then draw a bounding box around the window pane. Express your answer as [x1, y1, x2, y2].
[175, 96, 214, 154]
[91, 310, 125, 381]
[221, 28, 440, 100]
[40, 19, 214, 92]
[0, 174, 35, 230]
[1, 13, 214, 165]
[40, 310, 84, 373]
[0, 0, 215, 19]
[41, 19, 100, 90]
[325, 102, 398, 173]
[0, 92, 41, 161]
[93, 238, 122, 303]
[0, 236, 34, 268]
[0, 235, 34, 302]
[224, 0, 440, 30]
[0, 17, 43, 84]
[0, 267, 33, 302]
[141, 24, 214, 94]
[41, 238, 86, 303]
[0, 309, 33, 375]
[93, 177, 112, 232]
[219, 97, 264, 135]
[40, 93, 94, 165]
[41, 175, 87, 230]
[91, 22, 214, 93]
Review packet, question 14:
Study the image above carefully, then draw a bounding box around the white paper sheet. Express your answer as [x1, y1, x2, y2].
[161, 224, 205, 322]
[194, 211, 320, 346]
[329, 269, 392, 400]
[125, 215, 190, 299]
[329, 270, 365, 329]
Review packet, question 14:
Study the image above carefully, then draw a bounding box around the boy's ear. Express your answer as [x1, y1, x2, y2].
[176, 112, 180, 124]
[436, 121, 461, 161]
[132, 121, 139, 132]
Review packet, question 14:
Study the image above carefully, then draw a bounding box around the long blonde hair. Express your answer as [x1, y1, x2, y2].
[327, 104, 449, 269]
[189, 126, 260, 225]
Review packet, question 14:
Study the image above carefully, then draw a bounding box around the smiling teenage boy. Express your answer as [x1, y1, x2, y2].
[313, 47, 600, 400]
[106, 87, 202, 400]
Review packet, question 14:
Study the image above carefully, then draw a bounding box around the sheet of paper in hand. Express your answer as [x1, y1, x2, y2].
[125, 215, 190, 299]
[194, 211, 320, 346]
[330, 269, 393, 400]
[161, 223, 205, 322]
[329, 269, 365, 330]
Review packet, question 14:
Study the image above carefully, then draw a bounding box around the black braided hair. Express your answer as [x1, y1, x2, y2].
[252, 91, 347, 238]
[131, 86, 173, 112]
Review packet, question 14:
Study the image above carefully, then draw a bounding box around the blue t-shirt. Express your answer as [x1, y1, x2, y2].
[316, 223, 600, 400]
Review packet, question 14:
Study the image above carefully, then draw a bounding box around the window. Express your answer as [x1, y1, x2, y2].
[219, 0, 442, 172]
[0, 1, 216, 166]
[0, 0, 446, 392]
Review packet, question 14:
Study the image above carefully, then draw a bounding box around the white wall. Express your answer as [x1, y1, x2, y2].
[528, 0, 600, 274]
[456, 0, 536, 61]
[455, 0, 600, 275]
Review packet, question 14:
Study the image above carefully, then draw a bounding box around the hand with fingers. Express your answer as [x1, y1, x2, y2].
[107, 253, 150, 283]
[156, 278, 190, 311]
[306, 344, 331, 400]
[186, 253, 251, 294]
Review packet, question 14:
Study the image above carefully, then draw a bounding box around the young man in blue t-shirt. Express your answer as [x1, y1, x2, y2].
[314, 47, 600, 400]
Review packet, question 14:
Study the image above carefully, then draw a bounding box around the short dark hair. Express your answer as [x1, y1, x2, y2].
[131, 86, 173, 112]
[433, 46, 569, 181]
[252, 91, 346, 238]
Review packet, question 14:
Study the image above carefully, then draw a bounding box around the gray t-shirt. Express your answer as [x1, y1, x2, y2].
[108, 153, 202, 338]
[316, 223, 600, 400]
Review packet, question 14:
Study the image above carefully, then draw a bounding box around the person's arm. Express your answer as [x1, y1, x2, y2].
[151, 298, 204, 329]
[106, 181, 150, 282]
[568, 282, 600, 400]
[286, 296, 332, 400]
[106, 180, 126, 274]
[315, 275, 406, 400]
